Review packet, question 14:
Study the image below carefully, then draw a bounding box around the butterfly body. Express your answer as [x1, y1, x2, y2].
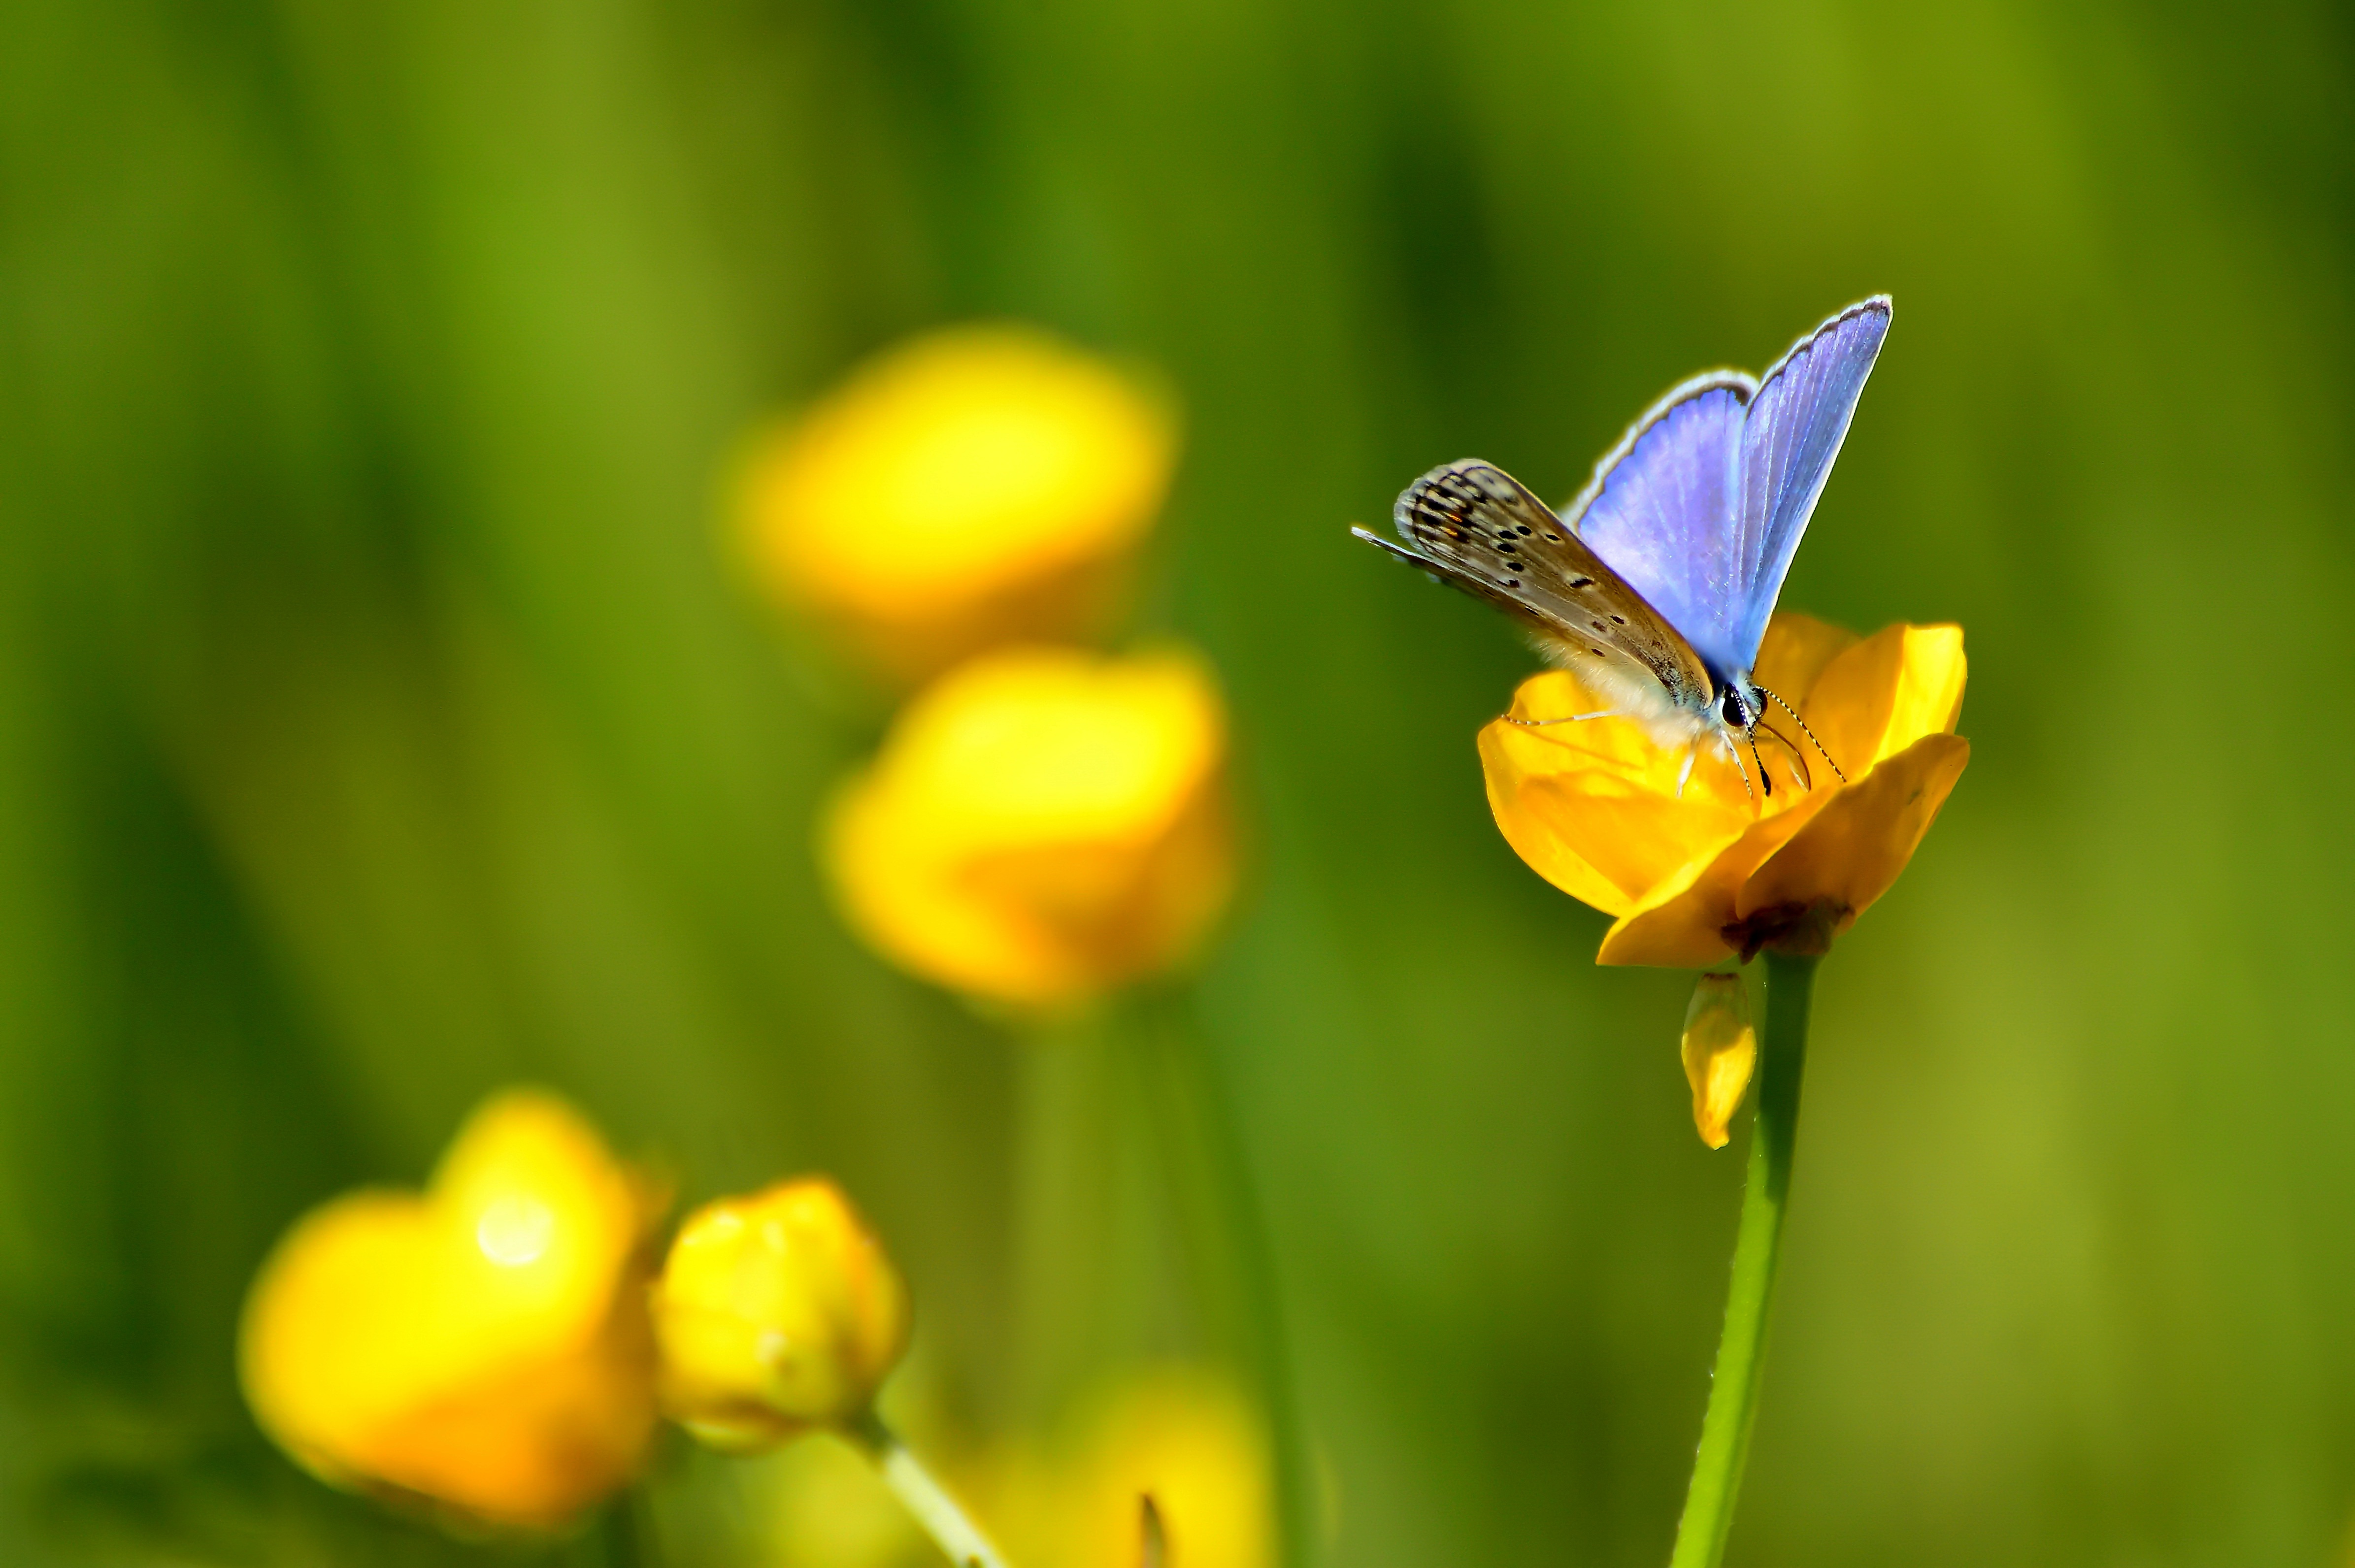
[1355, 296, 1891, 793]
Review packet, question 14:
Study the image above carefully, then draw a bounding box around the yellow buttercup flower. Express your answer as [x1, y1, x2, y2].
[1480, 613, 1969, 967]
[239, 1091, 662, 1529]
[652, 1177, 910, 1451]
[824, 645, 1236, 1007]
[741, 324, 1178, 680]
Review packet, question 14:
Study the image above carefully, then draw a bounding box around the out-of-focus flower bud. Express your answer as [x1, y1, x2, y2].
[651, 1178, 910, 1451]
[823, 645, 1236, 1008]
[238, 1090, 661, 1529]
[1681, 973, 1758, 1149]
[740, 325, 1178, 682]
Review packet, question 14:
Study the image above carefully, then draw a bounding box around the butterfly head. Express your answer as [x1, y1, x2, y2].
[1716, 680, 1758, 733]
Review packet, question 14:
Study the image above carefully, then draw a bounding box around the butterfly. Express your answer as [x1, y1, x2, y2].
[1353, 295, 1891, 801]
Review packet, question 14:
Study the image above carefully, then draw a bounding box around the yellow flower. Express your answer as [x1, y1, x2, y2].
[651, 1178, 910, 1450]
[1681, 973, 1758, 1149]
[997, 1369, 1273, 1568]
[238, 1091, 661, 1529]
[824, 645, 1236, 1008]
[1479, 613, 1969, 967]
[740, 325, 1178, 681]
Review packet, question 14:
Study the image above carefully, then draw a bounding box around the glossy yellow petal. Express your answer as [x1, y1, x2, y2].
[1681, 973, 1758, 1149]
[1736, 732, 1972, 937]
[1751, 611, 1860, 707]
[652, 1178, 910, 1451]
[1801, 623, 1967, 779]
[824, 646, 1235, 1006]
[740, 325, 1177, 679]
[1593, 785, 1834, 967]
[239, 1092, 659, 1528]
[1478, 671, 1755, 913]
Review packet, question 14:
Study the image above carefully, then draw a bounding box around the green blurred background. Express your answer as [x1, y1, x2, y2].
[4, 0, 2354, 1563]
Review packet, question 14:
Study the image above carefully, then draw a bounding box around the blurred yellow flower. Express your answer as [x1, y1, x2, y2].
[238, 1090, 661, 1529]
[652, 1177, 910, 1450]
[741, 324, 1178, 680]
[824, 645, 1236, 1007]
[998, 1368, 1273, 1568]
[1681, 972, 1757, 1149]
[1480, 613, 1969, 967]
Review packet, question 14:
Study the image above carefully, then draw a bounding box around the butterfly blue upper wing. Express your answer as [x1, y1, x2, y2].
[1726, 297, 1891, 670]
[1562, 373, 1756, 683]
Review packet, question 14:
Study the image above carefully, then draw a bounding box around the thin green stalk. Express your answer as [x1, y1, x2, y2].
[853, 1408, 1011, 1568]
[1011, 1010, 1121, 1426]
[595, 1493, 651, 1568]
[1668, 951, 1818, 1568]
[1140, 990, 1316, 1568]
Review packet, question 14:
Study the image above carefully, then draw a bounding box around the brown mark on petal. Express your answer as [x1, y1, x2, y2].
[1723, 899, 1852, 961]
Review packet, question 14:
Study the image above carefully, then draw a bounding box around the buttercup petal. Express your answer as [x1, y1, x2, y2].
[1751, 612, 1859, 708]
[1802, 623, 1966, 779]
[1594, 785, 1836, 967]
[1479, 671, 1754, 913]
[1737, 731, 1971, 929]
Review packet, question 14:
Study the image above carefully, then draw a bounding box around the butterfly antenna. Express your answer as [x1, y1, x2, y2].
[1753, 685, 1846, 784]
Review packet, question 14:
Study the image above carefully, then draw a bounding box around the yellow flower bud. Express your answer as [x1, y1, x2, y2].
[1681, 973, 1758, 1149]
[651, 1178, 910, 1451]
[238, 1091, 661, 1529]
[823, 645, 1236, 1007]
[740, 325, 1178, 681]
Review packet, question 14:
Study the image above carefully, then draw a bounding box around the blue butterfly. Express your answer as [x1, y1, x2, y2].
[1353, 296, 1891, 799]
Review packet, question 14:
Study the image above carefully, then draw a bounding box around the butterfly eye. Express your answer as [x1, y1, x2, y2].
[1719, 687, 1749, 728]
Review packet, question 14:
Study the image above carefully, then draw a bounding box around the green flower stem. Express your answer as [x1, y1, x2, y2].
[1140, 990, 1316, 1568]
[853, 1408, 1010, 1568]
[1668, 951, 1818, 1568]
[1011, 1011, 1121, 1426]
[595, 1493, 653, 1568]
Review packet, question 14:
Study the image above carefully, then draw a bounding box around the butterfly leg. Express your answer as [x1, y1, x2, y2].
[1506, 709, 1623, 727]
[1744, 728, 1775, 799]
[1676, 740, 1698, 799]
[1720, 731, 1759, 810]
